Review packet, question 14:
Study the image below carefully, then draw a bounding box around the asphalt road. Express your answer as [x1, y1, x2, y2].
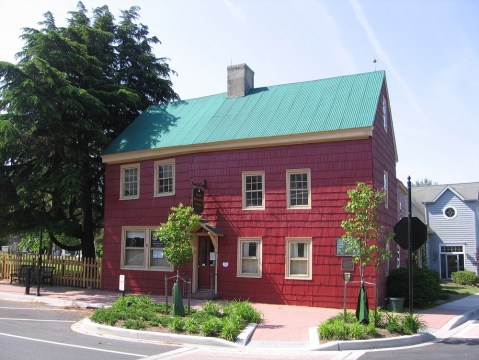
[0, 299, 180, 360]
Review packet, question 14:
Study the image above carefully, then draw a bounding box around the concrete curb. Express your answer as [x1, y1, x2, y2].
[313, 332, 436, 351]
[78, 318, 251, 348]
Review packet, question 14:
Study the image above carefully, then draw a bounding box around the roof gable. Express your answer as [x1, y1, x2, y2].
[103, 71, 387, 159]
[432, 186, 465, 203]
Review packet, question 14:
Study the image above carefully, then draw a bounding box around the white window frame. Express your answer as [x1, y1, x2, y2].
[120, 163, 140, 200]
[237, 238, 262, 278]
[384, 171, 389, 209]
[121, 226, 173, 271]
[286, 169, 311, 209]
[242, 171, 265, 210]
[285, 238, 312, 280]
[154, 159, 175, 197]
[382, 95, 388, 132]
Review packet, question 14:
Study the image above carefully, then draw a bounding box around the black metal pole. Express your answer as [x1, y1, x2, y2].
[37, 231, 43, 296]
[407, 176, 413, 313]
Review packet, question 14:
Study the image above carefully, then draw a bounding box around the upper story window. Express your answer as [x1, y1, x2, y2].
[444, 207, 457, 219]
[242, 171, 265, 210]
[154, 159, 175, 197]
[383, 171, 389, 209]
[237, 238, 262, 278]
[120, 164, 140, 200]
[287, 169, 311, 209]
[122, 227, 173, 271]
[285, 238, 312, 280]
[382, 95, 388, 132]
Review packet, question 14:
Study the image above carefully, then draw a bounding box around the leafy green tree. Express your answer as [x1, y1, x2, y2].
[155, 204, 201, 268]
[414, 178, 438, 186]
[341, 182, 393, 283]
[0, 2, 178, 258]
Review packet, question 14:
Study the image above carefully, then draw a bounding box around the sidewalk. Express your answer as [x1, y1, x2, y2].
[0, 280, 478, 351]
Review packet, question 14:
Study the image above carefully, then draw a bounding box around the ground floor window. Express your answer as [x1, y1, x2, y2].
[440, 245, 465, 279]
[285, 238, 312, 280]
[121, 227, 173, 271]
[237, 238, 262, 278]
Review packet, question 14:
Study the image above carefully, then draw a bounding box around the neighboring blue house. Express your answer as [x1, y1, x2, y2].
[411, 182, 479, 279]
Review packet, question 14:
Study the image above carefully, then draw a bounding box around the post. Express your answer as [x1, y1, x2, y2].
[36, 231, 43, 296]
[210, 272, 214, 299]
[343, 272, 351, 322]
[164, 275, 169, 311]
[119, 274, 125, 297]
[25, 267, 31, 295]
[407, 176, 413, 313]
[187, 276, 191, 315]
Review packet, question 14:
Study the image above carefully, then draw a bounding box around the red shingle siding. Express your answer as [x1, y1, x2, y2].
[370, 84, 398, 305]
[103, 133, 396, 308]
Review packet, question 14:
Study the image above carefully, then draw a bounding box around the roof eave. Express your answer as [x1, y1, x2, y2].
[102, 127, 373, 164]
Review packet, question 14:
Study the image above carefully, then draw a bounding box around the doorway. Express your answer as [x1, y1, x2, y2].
[197, 236, 216, 290]
[440, 246, 465, 279]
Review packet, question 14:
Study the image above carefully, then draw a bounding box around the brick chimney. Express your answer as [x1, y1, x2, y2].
[227, 63, 254, 98]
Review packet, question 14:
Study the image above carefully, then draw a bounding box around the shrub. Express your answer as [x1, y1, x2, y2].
[123, 319, 148, 330]
[451, 271, 479, 286]
[90, 297, 260, 342]
[184, 318, 200, 334]
[202, 301, 222, 317]
[90, 308, 124, 326]
[170, 317, 185, 332]
[200, 317, 223, 337]
[318, 310, 425, 341]
[400, 313, 426, 335]
[387, 267, 441, 307]
[220, 316, 243, 341]
[223, 300, 262, 324]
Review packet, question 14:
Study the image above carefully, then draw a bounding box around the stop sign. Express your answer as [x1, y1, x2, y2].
[393, 217, 427, 250]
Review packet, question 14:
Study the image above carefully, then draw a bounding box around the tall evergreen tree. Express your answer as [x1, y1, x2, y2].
[0, 2, 179, 258]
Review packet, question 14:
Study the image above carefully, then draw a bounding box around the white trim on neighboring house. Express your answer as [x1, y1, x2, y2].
[431, 186, 466, 203]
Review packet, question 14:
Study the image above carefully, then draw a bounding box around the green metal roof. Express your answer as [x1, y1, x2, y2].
[103, 71, 385, 156]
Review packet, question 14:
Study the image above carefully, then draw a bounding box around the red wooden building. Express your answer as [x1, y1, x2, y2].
[101, 64, 398, 308]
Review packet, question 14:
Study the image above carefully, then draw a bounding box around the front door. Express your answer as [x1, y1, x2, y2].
[440, 254, 465, 279]
[197, 236, 215, 290]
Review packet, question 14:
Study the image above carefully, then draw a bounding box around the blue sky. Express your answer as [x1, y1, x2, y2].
[1, 0, 477, 185]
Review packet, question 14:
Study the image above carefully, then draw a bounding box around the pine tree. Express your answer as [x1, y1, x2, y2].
[0, 2, 179, 258]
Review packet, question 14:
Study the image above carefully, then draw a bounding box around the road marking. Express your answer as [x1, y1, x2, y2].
[0, 318, 75, 322]
[0, 332, 148, 357]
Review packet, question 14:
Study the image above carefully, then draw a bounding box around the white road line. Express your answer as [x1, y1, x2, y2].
[0, 331, 148, 357]
[0, 318, 75, 322]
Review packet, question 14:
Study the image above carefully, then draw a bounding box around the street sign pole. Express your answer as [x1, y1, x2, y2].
[407, 176, 413, 313]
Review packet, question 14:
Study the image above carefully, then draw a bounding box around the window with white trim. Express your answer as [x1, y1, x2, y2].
[120, 164, 140, 200]
[287, 169, 311, 209]
[121, 227, 173, 271]
[154, 159, 175, 196]
[382, 95, 388, 132]
[384, 171, 389, 209]
[237, 238, 262, 278]
[242, 171, 265, 209]
[285, 238, 312, 280]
